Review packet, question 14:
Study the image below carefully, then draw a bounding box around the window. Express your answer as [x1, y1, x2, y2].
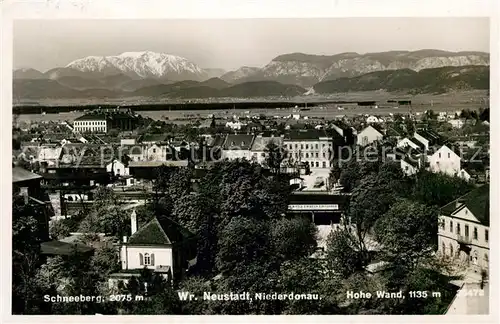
[295, 144, 298, 149]
[301, 144, 304, 149]
[305, 153, 309, 158]
[439, 153, 441, 158]
[289, 144, 293, 150]
[116, 169, 121, 175]
[322, 144, 325, 148]
[465, 225, 469, 237]
[456, 223, 461, 235]
[152, 148, 156, 153]
[144, 253, 151, 265]
[315, 144, 319, 149]
[448, 153, 450, 158]
[322, 162, 326, 168]
[474, 227, 478, 240]
[315, 153, 319, 158]
[315, 162, 319, 167]
[306, 144, 309, 149]
[442, 242, 446, 255]
[449, 244, 454, 258]
[484, 253, 489, 265]
[485, 229, 488, 242]
[439, 219, 445, 229]
[449, 221, 453, 232]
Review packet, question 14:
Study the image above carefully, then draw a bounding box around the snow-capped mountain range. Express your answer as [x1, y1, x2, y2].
[63, 51, 208, 81]
[15, 50, 489, 89]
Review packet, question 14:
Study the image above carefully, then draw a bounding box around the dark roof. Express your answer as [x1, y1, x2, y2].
[285, 129, 328, 141]
[223, 134, 255, 150]
[12, 167, 42, 183]
[74, 114, 108, 121]
[402, 155, 419, 168]
[40, 240, 94, 255]
[140, 133, 168, 143]
[441, 185, 489, 226]
[415, 129, 441, 146]
[289, 192, 349, 205]
[409, 137, 426, 150]
[127, 216, 194, 245]
[386, 127, 402, 137]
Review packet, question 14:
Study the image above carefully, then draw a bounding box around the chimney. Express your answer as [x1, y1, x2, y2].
[131, 209, 138, 235]
[20, 187, 29, 205]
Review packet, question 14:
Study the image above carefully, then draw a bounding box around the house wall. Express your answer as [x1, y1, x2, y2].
[429, 146, 461, 176]
[438, 209, 489, 271]
[284, 138, 332, 170]
[357, 127, 383, 146]
[222, 150, 252, 161]
[146, 145, 168, 161]
[74, 120, 108, 133]
[401, 159, 418, 176]
[106, 160, 130, 176]
[121, 245, 173, 271]
[413, 133, 430, 150]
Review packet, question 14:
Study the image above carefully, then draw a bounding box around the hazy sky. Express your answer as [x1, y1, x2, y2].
[14, 18, 489, 72]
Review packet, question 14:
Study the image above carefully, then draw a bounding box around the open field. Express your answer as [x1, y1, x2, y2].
[15, 90, 488, 124]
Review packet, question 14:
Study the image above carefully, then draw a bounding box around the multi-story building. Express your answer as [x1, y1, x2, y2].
[73, 114, 108, 133]
[438, 185, 489, 274]
[284, 129, 333, 171]
[73, 109, 142, 133]
[250, 135, 283, 165]
[221, 134, 255, 161]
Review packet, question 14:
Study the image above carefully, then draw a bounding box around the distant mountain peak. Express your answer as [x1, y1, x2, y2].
[65, 51, 207, 80]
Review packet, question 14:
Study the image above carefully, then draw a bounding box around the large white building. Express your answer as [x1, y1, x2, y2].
[438, 185, 489, 274]
[73, 115, 108, 133]
[284, 129, 333, 171]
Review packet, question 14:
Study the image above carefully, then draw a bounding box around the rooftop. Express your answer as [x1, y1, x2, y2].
[222, 134, 255, 150]
[74, 114, 108, 121]
[12, 167, 42, 183]
[250, 136, 283, 151]
[285, 129, 329, 141]
[40, 240, 94, 256]
[441, 185, 489, 226]
[127, 216, 194, 245]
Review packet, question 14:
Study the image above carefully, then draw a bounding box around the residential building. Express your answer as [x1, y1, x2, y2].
[106, 159, 129, 177]
[438, 185, 489, 274]
[250, 135, 283, 165]
[74, 114, 108, 133]
[357, 125, 384, 146]
[366, 115, 382, 123]
[284, 129, 333, 170]
[449, 119, 466, 129]
[428, 145, 462, 177]
[221, 134, 255, 161]
[413, 129, 441, 151]
[396, 137, 425, 152]
[37, 146, 63, 167]
[401, 156, 420, 176]
[109, 211, 197, 288]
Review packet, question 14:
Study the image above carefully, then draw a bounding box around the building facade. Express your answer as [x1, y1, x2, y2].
[438, 185, 489, 274]
[357, 125, 384, 146]
[73, 115, 108, 133]
[284, 130, 333, 171]
[429, 145, 461, 176]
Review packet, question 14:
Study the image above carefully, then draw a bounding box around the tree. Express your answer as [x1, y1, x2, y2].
[178, 277, 211, 314]
[264, 140, 287, 175]
[172, 193, 205, 234]
[325, 229, 365, 278]
[410, 170, 473, 207]
[49, 219, 71, 240]
[374, 199, 438, 271]
[270, 217, 317, 261]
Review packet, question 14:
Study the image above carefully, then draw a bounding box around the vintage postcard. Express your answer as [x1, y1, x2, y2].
[1, 0, 497, 322]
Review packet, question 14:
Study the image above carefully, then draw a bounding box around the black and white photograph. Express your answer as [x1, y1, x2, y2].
[4, 2, 496, 319]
